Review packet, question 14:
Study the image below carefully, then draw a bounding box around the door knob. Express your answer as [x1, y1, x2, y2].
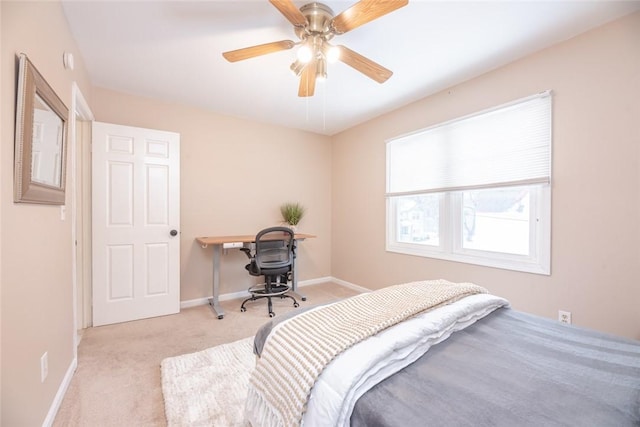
[170, 229, 178, 236]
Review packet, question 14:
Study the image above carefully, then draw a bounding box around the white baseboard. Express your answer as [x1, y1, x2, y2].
[179, 276, 369, 309]
[329, 277, 372, 293]
[180, 289, 249, 309]
[42, 356, 77, 427]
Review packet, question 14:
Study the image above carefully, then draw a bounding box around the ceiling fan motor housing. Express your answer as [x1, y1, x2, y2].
[296, 2, 335, 41]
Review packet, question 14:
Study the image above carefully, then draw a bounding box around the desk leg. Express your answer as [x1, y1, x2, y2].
[208, 244, 225, 319]
[290, 241, 306, 301]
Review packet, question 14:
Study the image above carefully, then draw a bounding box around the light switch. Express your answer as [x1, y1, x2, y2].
[60, 205, 66, 221]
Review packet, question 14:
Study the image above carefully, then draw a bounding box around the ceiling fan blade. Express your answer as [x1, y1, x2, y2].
[269, 0, 307, 27]
[331, 0, 408, 34]
[298, 60, 317, 97]
[337, 45, 393, 83]
[222, 40, 295, 62]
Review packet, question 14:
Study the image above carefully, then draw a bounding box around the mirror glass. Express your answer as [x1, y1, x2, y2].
[31, 94, 64, 187]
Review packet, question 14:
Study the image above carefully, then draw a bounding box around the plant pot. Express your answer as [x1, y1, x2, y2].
[280, 222, 297, 232]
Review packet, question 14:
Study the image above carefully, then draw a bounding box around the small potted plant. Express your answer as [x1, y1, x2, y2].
[280, 202, 305, 231]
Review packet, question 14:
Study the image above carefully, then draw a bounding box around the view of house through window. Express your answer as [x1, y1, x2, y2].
[390, 185, 535, 257]
[395, 194, 440, 246]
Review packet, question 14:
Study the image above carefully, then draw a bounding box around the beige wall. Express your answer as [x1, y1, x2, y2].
[332, 12, 640, 340]
[90, 88, 333, 302]
[1, 1, 92, 426]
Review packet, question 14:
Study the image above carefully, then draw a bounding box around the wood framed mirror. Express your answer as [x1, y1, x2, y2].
[14, 53, 69, 205]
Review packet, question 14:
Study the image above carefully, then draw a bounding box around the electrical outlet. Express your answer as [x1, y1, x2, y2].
[41, 352, 48, 382]
[558, 310, 572, 324]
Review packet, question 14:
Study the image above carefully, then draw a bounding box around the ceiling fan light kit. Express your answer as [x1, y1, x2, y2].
[222, 0, 409, 97]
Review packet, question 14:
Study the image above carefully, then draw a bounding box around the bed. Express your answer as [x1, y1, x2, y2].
[244, 280, 640, 427]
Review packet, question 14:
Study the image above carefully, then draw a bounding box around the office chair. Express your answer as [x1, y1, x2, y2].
[240, 227, 299, 317]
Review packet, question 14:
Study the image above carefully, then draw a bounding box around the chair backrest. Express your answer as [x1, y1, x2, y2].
[254, 227, 295, 272]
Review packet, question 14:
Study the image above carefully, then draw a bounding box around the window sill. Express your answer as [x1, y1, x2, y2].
[386, 244, 550, 275]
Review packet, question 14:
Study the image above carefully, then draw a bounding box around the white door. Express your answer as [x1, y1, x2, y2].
[92, 122, 180, 326]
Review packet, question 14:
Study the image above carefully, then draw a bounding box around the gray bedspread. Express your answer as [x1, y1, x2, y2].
[254, 306, 640, 426]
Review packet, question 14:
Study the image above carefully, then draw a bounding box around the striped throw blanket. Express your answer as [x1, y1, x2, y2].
[245, 279, 488, 427]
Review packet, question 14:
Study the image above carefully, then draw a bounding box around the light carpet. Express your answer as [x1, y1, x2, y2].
[161, 336, 255, 427]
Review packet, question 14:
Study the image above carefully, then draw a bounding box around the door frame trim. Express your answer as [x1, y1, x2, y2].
[70, 82, 93, 355]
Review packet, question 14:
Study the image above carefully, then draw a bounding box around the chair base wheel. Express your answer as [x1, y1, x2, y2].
[239, 286, 299, 318]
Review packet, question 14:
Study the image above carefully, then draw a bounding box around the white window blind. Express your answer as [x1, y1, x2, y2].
[387, 91, 552, 195]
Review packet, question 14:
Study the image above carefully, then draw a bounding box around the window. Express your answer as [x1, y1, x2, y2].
[386, 92, 552, 274]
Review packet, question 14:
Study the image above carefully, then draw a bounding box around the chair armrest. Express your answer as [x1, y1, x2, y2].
[240, 247, 252, 258]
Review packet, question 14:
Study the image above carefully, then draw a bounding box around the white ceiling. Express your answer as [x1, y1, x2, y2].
[62, 1, 640, 136]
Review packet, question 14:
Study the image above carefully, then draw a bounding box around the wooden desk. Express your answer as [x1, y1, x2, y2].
[196, 233, 316, 319]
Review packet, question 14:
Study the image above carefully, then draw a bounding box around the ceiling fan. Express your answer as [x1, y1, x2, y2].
[222, 0, 409, 97]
